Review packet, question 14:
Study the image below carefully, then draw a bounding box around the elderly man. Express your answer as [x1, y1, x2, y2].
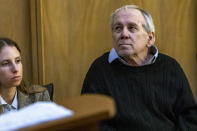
[81, 5, 197, 131]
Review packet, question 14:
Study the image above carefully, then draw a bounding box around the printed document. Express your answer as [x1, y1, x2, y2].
[0, 102, 73, 131]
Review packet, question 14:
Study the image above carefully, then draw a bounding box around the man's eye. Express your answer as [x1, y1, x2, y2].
[114, 26, 122, 32]
[128, 26, 136, 32]
[1, 62, 9, 66]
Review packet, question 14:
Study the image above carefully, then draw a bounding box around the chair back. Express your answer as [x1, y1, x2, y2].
[43, 83, 54, 101]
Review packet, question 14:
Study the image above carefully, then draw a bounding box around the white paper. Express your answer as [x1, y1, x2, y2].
[0, 102, 73, 131]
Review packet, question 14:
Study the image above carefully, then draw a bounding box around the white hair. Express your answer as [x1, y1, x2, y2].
[111, 5, 155, 33]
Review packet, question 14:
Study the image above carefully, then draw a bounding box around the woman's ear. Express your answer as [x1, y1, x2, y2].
[147, 32, 155, 47]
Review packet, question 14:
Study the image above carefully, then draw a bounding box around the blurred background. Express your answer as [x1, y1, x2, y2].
[0, 0, 196, 102]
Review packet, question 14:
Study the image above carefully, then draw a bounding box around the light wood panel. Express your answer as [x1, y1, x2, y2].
[0, 0, 32, 84]
[33, 0, 197, 102]
[40, 0, 146, 102]
[0, 0, 196, 103]
[30, 0, 45, 84]
[154, 0, 197, 97]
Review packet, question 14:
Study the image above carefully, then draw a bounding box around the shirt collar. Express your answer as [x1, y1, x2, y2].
[12, 91, 18, 109]
[0, 95, 7, 105]
[108, 45, 158, 66]
[0, 91, 18, 109]
[108, 48, 119, 63]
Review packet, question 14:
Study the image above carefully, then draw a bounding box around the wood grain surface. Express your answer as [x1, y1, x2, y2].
[0, 0, 196, 102]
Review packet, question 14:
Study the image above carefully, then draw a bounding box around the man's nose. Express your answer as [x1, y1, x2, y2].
[121, 27, 130, 39]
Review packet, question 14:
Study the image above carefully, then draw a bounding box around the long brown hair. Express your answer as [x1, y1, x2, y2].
[0, 38, 45, 94]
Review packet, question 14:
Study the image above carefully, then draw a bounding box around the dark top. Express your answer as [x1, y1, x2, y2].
[81, 52, 197, 131]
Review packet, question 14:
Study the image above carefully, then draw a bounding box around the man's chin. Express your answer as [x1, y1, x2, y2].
[118, 50, 133, 57]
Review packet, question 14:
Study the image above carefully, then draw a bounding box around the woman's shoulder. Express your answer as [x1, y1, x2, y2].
[17, 85, 51, 108]
[28, 85, 50, 101]
[30, 85, 47, 93]
[18, 83, 50, 98]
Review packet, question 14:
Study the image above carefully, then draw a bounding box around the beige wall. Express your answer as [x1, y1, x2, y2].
[0, 0, 196, 102]
[0, 0, 32, 84]
[37, 0, 197, 102]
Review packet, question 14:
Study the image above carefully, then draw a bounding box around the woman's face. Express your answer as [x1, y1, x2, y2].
[0, 46, 22, 88]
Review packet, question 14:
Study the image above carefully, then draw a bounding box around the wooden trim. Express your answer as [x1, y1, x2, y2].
[30, 0, 39, 84]
[36, 0, 45, 84]
[18, 94, 116, 131]
[30, 0, 45, 84]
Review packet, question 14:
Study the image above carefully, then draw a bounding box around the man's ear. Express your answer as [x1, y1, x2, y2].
[147, 32, 155, 47]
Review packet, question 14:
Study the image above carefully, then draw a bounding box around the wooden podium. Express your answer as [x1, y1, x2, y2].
[17, 94, 116, 131]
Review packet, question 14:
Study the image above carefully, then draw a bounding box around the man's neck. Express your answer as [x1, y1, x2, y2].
[123, 50, 151, 66]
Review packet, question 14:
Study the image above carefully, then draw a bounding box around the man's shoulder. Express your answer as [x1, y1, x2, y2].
[158, 53, 178, 64]
[86, 52, 110, 74]
[158, 53, 175, 60]
[91, 52, 110, 66]
[157, 53, 182, 69]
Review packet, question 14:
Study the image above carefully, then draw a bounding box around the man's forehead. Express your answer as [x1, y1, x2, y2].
[112, 9, 145, 26]
[115, 9, 144, 20]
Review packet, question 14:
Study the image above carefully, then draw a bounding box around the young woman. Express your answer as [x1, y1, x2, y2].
[0, 38, 50, 114]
